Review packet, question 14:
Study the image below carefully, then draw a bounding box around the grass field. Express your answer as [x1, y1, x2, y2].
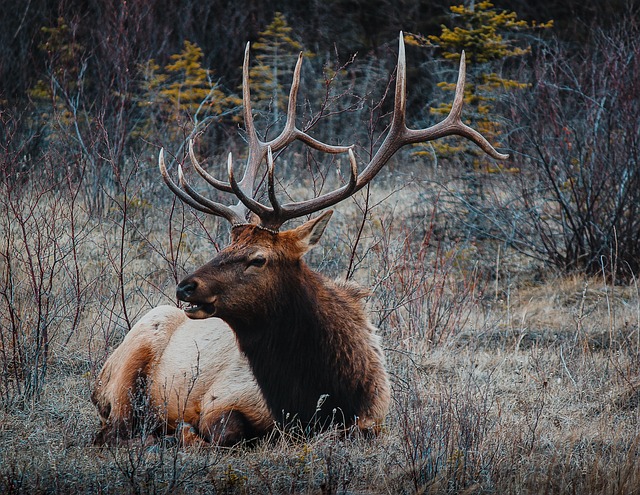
[1, 156, 639, 494]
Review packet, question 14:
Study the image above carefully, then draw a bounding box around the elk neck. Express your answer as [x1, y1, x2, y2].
[225, 261, 382, 429]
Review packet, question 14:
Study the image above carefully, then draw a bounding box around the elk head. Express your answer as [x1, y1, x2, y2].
[174, 209, 333, 323]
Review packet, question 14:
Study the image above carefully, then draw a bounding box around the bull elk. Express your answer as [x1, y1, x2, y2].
[92, 33, 508, 447]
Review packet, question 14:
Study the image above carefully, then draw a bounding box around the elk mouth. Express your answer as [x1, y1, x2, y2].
[176, 281, 218, 319]
[181, 300, 216, 319]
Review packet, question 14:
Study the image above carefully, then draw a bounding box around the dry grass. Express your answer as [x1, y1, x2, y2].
[1, 167, 640, 494]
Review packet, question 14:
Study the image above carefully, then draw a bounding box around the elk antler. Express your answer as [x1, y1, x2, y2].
[160, 32, 509, 230]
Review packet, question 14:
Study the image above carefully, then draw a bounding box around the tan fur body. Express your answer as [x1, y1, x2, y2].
[92, 305, 272, 446]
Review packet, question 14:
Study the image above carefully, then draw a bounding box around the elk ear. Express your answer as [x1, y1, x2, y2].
[294, 210, 333, 253]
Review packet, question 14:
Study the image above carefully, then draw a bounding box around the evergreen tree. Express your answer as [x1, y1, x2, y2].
[139, 40, 241, 139]
[407, 1, 551, 168]
[29, 17, 87, 127]
[249, 12, 313, 128]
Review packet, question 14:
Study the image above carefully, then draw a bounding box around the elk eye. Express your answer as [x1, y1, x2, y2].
[247, 255, 266, 268]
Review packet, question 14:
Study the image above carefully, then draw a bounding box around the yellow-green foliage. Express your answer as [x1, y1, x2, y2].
[248, 12, 313, 122]
[30, 17, 85, 98]
[408, 2, 552, 167]
[427, 1, 552, 62]
[220, 463, 247, 488]
[28, 17, 86, 126]
[139, 40, 241, 137]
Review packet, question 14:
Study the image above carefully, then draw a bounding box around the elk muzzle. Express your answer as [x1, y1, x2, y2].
[176, 278, 217, 319]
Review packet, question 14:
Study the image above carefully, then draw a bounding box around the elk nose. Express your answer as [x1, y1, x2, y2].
[176, 280, 197, 301]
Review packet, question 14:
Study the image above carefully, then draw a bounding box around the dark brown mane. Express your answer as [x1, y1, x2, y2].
[234, 260, 385, 429]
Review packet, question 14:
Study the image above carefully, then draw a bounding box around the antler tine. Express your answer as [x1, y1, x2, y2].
[263, 147, 358, 227]
[188, 140, 233, 193]
[449, 51, 467, 122]
[440, 51, 509, 159]
[159, 149, 210, 214]
[178, 161, 244, 221]
[227, 151, 274, 219]
[158, 149, 244, 224]
[266, 147, 282, 216]
[235, 44, 351, 199]
[233, 141, 357, 230]
[264, 50, 352, 155]
[263, 52, 350, 154]
[242, 42, 258, 149]
[236, 42, 264, 195]
[232, 42, 354, 228]
[403, 50, 509, 160]
[393, 29, 408, 131]
[273, 52, 304, 148]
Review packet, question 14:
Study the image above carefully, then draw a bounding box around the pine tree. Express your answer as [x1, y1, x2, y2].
[249, 12, 313, 127]
[29, 17, 86, 126]
[139, 40, 241, 138]
[407, 1, 551, 168]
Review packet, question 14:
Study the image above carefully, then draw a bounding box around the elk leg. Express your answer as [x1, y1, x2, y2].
[199, 409, 255, 447]
[177, 422, 209, 448]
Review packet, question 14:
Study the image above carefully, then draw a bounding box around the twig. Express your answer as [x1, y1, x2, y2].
[559, 345, 577, 388]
